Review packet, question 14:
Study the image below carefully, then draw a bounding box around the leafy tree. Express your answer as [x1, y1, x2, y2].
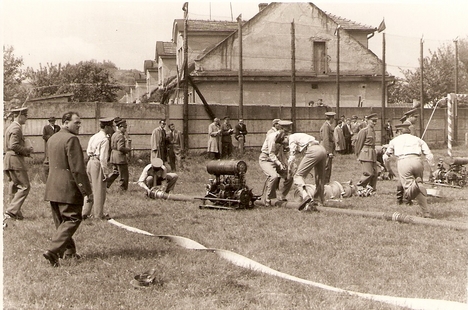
[3, 45, 27, 101]
[389, 37, 468, 107]
[26, 60, 121, 102]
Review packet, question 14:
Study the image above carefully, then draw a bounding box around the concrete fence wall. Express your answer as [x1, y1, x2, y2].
[4, 101, 467, 159]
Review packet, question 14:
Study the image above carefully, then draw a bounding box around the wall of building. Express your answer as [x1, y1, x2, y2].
[9, 101, 466, 162]
[193, 80, 383, 107]
[197, 3, 382, 75]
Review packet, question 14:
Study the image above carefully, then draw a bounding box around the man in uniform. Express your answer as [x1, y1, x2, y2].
[234, 119, 248, 154]
[319, 111, 336, 184]
[167, 123, 183, 171]
[43, 112, 93, 267]
[151, 120, 167, 163]
[107, 118, 131, 190]
[354, 113, 379, 197]
[383, 122, 434, 218]
[259, 120, 292, 206]
[287, 133, 327, 211]
[83, 117, 114, 220]
[3, 106, 33, 221]
[137, 157, 179, 196]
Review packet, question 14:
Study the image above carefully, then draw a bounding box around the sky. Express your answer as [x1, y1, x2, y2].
[2, 0, 468, 77]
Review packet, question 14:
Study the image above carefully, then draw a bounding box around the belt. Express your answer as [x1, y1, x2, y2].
[88, 154, 99, 158]
[398, 154, 420, 159]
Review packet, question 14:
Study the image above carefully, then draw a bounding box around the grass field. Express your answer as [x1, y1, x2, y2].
[3, 144, 468, 309]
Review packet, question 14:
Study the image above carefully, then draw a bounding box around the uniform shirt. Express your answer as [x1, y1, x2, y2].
[86, 130, 110, 169]
[319, 120, 335, 154]
[260, 131, 282, 164]
[354, 125, 377, 162]
[266, 127, 278, 136]
[287, 133, 319, 163]
[385, 133, 434, 165]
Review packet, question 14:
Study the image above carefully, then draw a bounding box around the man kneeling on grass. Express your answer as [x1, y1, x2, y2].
[137, 157, 178, 196]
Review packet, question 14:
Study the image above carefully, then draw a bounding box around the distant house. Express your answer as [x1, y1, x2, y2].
[160, 2, 393, 108]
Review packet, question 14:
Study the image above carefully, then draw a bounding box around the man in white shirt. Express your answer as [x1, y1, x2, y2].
[383, 122, 434, 218]
[137, 157, 178, 196]
[288, 133, 327, 211]
[259, 121, 291, 206]
[83, 117, 114, 220]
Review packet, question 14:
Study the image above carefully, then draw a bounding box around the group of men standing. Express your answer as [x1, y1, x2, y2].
[207, 117, 248, 159]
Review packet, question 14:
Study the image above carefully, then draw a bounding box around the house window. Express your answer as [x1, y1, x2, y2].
[313, 41, 327, 74]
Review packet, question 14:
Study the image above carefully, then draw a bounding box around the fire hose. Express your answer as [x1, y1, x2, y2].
[148, 189, 468, 231]
[108, 218, 467, 310]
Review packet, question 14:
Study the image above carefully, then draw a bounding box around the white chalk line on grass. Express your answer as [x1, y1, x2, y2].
[108, 219, 467, 310]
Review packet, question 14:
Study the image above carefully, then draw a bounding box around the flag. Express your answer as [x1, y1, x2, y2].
[377, 19, 386, 33]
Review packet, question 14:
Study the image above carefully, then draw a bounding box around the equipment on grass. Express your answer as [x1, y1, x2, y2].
[199, 160, 258, 210]
[131, 268, 158, 288]
[430, 157, 468, 187]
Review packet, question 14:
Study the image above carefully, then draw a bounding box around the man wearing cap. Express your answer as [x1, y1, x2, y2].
[259, 120, 291, 206]
[43, 111, 93, 267]
[137, 157, 179, 196]
[151, 120, 168, 163]
[401, 108, 418, 136]
[383, 122, 434, 218]
[207, 118, 221, 159]
[354, 113, 379, 196]
[107, 118, 131, 190]
[83, 117, 114, 220]
[266, 119, 281, 136]
[319, 111, 336, 184]
[3, 107, 33, 221]
[287, 133, 327, 211]
[42, 117, 61, 181]
[220, 116, 234, 158]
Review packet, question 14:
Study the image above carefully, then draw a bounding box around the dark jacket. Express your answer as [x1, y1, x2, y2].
[110, 131, 131, 165]
[43, 124, 61, 141]
[44, 128, 92, 204]
[3, 121, 31, 171]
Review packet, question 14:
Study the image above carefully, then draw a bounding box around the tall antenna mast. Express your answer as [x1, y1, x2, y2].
[209, 2, 211, 20]
[230, 3, 233, 21]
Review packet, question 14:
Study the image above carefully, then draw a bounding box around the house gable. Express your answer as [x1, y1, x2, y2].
[194, 2, 382, 77]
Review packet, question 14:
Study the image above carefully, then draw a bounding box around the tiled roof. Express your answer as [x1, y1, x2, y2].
[156, 41, 176, 58]
[174, 19, 240, 33]
[327, 13, 376, 31]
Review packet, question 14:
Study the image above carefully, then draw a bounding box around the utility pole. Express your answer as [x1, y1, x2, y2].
[454, 38, 459, 142]
[183, 2, 189, 150]
[291, 20, 296, 133]
[336, 25, 341, 121]
[237, 14, 243, 120]
[381, 31, 386, 143]
[419, 37, 424, 138]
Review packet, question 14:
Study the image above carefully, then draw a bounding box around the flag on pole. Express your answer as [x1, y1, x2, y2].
[377, 19, 386, 33]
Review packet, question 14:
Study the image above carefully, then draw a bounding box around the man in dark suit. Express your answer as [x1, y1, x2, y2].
[3, 106, 33, 222]
[43, 112, 93, 267]
[42, 116, 61, 181]
[107, 118, 131, 190]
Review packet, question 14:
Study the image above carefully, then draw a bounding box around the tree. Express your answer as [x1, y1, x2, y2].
[26, 60, 122, 102]
[388, 37, 468, 107]
[3, 45, 27, 102]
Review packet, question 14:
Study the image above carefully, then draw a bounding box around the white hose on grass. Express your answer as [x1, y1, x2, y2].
[107, 219, 467, 310]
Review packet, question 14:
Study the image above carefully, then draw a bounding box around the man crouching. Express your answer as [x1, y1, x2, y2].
[137, 157, 178, 196]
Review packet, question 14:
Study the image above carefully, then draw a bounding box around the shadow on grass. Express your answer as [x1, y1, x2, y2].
[82, 247, 175, 261]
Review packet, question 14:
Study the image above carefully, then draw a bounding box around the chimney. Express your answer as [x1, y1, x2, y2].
[258, 3, 268, 12]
